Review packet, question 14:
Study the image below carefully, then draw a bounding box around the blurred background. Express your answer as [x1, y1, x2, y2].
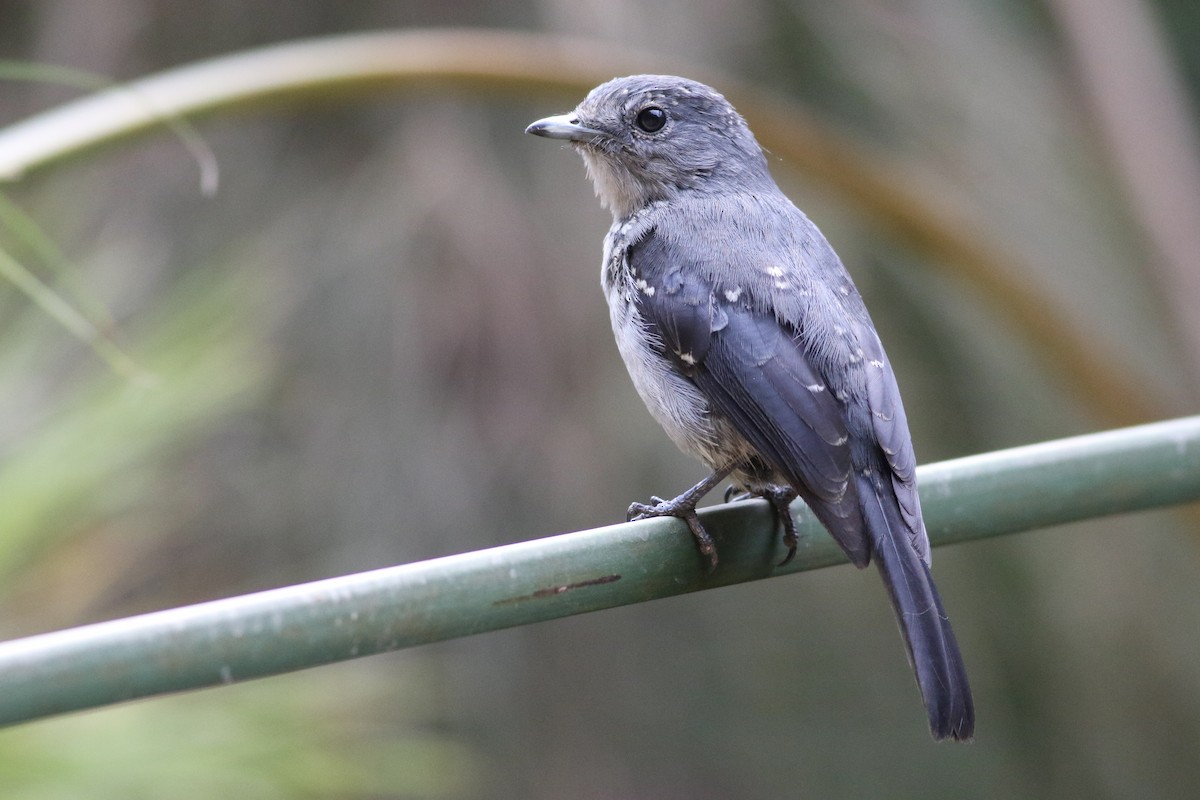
[0, 1, 1198, 797]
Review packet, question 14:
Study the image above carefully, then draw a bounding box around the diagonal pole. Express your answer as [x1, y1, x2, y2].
[0, 416, 1195, 728]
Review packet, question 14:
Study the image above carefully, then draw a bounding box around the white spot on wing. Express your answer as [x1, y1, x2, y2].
[724, 287, 742, 302]
[775, 281, 790, 290]
[679, 352, 696, 365]
[869, 359, 884, 368]
[806, 383, 826, 393]
[634, 278, 656, 297]
[765, 265, 785, 277]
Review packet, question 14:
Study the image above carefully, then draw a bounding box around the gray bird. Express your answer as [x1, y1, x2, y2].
[526, 75, 974, 741]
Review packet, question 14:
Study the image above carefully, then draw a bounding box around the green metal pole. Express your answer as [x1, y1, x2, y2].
[0, 415, 1197, 727]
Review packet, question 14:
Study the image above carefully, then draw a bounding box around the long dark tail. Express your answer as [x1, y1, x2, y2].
[859, 476, 975, 741]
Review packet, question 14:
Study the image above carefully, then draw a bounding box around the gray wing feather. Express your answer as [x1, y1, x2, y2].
[630, 232, 868, 566]
[857, 322, 930, 565]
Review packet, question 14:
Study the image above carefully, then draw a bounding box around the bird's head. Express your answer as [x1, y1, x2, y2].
[526, 75, 771, 219]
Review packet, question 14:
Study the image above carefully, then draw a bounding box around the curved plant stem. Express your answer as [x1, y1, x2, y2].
[0, 29, 1163, 424]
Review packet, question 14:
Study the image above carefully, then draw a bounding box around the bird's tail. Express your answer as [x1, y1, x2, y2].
[859, 475, 975, 741]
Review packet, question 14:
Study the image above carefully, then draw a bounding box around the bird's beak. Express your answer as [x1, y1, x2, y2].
[525, 113, 603, 143]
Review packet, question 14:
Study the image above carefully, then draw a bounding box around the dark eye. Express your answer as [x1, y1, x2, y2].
[635, 107, 667, 133]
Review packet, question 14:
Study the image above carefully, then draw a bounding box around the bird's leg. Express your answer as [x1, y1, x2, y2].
[755, 485, 800, 566]
[627, 464, 736, 571]
[719, 483, 800, 566]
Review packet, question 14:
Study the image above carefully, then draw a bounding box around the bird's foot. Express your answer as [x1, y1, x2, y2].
[723, 484, 750, 504]
[625, 468, 734, 572]
[756, 485, 800, 566]
[719, 483, 801, 565]
[627, 494, 719, 571]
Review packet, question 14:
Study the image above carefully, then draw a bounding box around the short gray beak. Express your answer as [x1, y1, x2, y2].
[525, 113, 603, 142]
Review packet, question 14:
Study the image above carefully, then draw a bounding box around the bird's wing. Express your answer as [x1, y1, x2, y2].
[628, 232, 868, 566]
[855, 323, 931, 565]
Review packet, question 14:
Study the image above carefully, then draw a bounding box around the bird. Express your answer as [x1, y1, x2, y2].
[525, 75, 974, 741]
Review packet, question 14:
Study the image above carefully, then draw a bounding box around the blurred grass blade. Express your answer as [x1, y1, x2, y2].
[0, 247, 146, 381]
[0, 191, 120, 330]
[0, 191, 78, 272]
[0, 415, 1195, 728]
[0, 264, 265, 582]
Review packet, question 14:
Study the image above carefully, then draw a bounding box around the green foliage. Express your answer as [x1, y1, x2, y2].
[0, 262, 264, 582]
[0, 663, 480, 799]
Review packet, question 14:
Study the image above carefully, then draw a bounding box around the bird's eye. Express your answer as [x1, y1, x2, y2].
[635, 107, 667, 133]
